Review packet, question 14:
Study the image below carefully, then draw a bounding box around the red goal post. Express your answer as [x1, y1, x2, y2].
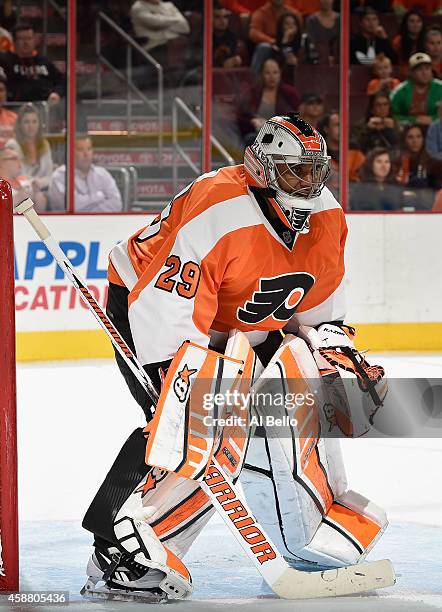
[0, 179, 19, 591]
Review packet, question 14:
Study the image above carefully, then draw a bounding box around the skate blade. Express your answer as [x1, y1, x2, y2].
[81, 582, 168, 604]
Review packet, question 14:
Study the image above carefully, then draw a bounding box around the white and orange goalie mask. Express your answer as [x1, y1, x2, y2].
[244, 113, 331, 232]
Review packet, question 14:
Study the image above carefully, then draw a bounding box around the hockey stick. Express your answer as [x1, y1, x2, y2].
[15, 198, 395, 599]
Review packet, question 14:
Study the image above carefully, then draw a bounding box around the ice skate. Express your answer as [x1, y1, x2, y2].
[81, 542, 187, 603]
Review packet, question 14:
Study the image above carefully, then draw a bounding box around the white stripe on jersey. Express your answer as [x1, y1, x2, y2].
[110, 240, 139, 291]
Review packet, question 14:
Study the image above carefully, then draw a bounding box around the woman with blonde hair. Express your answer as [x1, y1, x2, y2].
[6, 102, 53, 190]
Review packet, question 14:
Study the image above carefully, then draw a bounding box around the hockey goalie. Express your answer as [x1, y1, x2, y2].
[81, 113, 389, 601]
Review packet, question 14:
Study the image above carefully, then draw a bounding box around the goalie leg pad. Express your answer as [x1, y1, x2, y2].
[144, 340, 245, 480]
[241, 333, 387, 567]
[242, 335, 334, 561]
[303, 490, 387, 566]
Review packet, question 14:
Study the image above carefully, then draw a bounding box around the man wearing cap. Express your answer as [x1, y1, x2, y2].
[390, 52, 442, 126]
[298, 92, 325, 128]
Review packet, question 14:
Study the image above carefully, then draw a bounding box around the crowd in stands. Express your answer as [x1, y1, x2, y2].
[206, 0, 442, 211]
[0, 6, 122, 212]
[0, 0, 441, 212]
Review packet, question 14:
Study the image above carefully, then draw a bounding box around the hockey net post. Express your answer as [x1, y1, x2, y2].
[0, 180, 19, 591]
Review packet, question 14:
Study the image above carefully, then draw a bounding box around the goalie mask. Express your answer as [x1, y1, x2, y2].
[244, 113, 331, 232]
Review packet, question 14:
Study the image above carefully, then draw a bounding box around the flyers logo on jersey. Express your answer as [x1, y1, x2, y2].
[173, 364, 197, 402]
[237, 273, 315, 324]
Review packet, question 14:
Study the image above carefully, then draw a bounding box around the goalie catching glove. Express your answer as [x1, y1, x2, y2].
[299, 324, 387, 433]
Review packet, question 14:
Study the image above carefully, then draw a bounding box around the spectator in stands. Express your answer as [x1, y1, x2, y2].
[5, 103, 53, 191]
[355, 92, 400, 152]
[0, 0, 16, 51]
[318, 111, 366, 197]
[130, 0, 190, 87]
[367, 54, 401, 95]
[221, 0, 320, 16]
[424, 26, 442, 79]
[390, 52, 442, 126]
[396, 123, 441, 207]
[248, 0, 302, 75]
[350, 147, 401, 210]
[298, 92, 324, 128]
[392, 0, 441, 17]
[271, 12, 309, 81]
[0, 0, 16, 31]
[0, 74, 16, 146]
[426, 103, 442, 159]
[350, 7, 397, 65]
[0, 22, 65, 103]
[392, 11, 425, 76]
[275, 12, 303, 64]
[130, 0, 190, 54]
[213, 3, 242, 68]
[275, 12, 320, 71]
[49, 136, 123, 213]
[0, 145, 46, 209]
[318, 111, 340, 197]
[305, 0, 339, 65]
[237, 57, 299, 145]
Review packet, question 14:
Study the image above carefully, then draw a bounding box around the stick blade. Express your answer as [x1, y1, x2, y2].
[271, 559, 395, 600]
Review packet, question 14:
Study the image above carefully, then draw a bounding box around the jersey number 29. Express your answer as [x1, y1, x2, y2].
[155, 255, 201, 299]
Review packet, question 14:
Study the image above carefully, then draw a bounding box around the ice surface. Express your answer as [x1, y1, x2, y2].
[13, 354, 442, 610]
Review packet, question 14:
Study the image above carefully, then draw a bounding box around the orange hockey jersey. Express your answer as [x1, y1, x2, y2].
[109, 165, 347, 365]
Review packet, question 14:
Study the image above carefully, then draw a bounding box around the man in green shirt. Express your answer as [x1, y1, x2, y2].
[390, 52, 442, 126]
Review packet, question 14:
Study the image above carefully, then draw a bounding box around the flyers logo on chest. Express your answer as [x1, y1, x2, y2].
[237, 273, 315, 325]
